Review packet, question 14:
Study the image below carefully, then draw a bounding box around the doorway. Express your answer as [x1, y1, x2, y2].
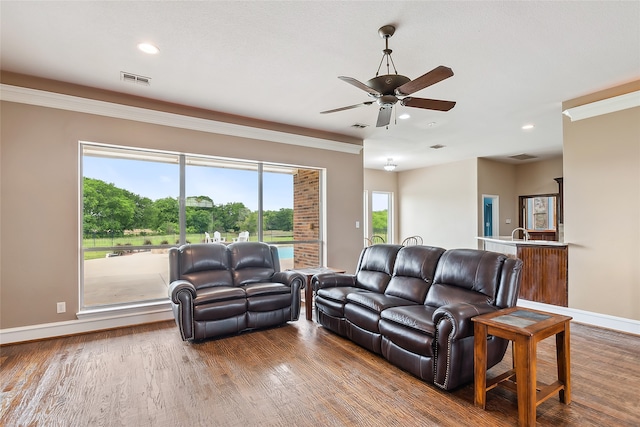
[482, 195, 499, 237]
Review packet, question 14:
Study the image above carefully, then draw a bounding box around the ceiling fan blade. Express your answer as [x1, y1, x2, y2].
[320, 101, 374, 114]
[338, 76, 381, 97]
[395, 66, 454, 96]
[401, 97, 456, 111]
[376, 106, 393, 127]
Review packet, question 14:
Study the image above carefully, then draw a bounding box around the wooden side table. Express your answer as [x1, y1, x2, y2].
[472, 307, 572, 427]
[290, 267, 345, 320]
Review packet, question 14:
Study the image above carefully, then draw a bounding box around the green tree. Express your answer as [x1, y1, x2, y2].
[217, 202, 251, 231]
[186, 208, 212, 233]
[240, 211, 258, 235]
[132, 196, 157, 230]
[371, 209, 388, 235]
[264, 208, 293, 231]
[83, 177, 136, 236]
[153, 197, 179, 233]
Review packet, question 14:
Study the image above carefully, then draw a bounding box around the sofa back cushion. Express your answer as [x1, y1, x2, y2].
[355, 244, 402, 293]
[172, 244, 233, 290]
[426, 249, 507, 307]
[384, 245, 446, 303]
[229, 242, 278, 286]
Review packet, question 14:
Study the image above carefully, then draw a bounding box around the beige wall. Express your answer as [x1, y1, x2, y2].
[0, 77, 365, 329]
[477, 159, 517, 240]
[477, 157, 564, 243]
[364, 169, 398, 243]
[515, 156, 563, 196]
[562, 81, 640, 321]
[397, 158, 478, 249]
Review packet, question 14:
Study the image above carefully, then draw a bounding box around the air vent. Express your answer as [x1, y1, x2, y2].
[509, 154, 538, 161]
[351, 123, 368, 129]
[430, 144, 445, 149]
[120, 72, 151, 86]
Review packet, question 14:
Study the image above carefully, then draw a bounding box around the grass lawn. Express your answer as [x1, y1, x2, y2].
[83, 231, 294, 260]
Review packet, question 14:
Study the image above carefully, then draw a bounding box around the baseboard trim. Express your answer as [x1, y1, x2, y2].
[517, 299, 640, 335]
[0, 303, 173, 345]
[2, 301, 637, 345]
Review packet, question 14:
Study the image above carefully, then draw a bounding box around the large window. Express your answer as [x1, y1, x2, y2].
[371, 191, 392, 243]
[81, 143, 322, 310]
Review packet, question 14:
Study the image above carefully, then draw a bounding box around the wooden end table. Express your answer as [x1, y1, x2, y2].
[291, 267, 345, 320]
[472, 307, 572, 427]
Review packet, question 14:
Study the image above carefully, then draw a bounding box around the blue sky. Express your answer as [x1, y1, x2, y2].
[84, 156, 293, 211]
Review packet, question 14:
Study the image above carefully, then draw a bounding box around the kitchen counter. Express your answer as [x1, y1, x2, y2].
[477, 236, 567, 247]
[477, 236, 568, 307]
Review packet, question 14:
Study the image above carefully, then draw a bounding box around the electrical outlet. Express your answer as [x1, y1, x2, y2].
[506, 218, 512, 224]
[56, 302, 66, 313]
[355, 221, 360, 229]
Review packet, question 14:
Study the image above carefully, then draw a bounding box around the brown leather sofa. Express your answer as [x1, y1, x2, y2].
[168, 242, 305, 342]
[313, 244, 523, 390]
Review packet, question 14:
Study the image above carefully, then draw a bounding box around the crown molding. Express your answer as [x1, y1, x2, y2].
[0, 84, 363, 155]
[562, 90, 640, 121]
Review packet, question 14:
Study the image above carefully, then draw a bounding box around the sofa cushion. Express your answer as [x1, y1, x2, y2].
[346, 292, 416, 313]
[229, 242, 277, 285]
[317, 286, 368, 304]
[425, 283, 491, 307]
[380, 305, 438, 357]
[380, 305, 438, 336]
[193, 299, 247, 321]
[194, 286, 246, 305]
[430, 249, 506, 305]
[384, 246, 445, 303]
[178, 244, 233, 290]
[355, 244, 402, 293]
[243, 282, 291, 297]
[180, 243, 230, 274]
[183, 270, 235, 290]
[247, 293, 292, 312]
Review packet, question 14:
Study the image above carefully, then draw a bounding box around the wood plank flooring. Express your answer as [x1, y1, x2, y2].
[1, 310, 639, 426]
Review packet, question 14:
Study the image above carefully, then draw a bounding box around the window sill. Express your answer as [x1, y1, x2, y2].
[77, 299, 172, 321]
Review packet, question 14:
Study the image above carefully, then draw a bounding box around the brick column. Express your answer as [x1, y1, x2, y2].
[293, 169, 320, 267]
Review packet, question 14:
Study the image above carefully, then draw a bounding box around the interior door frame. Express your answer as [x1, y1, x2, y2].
[481, 194, 500, 237]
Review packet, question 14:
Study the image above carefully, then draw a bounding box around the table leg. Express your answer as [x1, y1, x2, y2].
[556, 321, 572, 404]
[474, 323, 488, 409]
[304, 276, 312, 321]
[515, 334, 537, 427]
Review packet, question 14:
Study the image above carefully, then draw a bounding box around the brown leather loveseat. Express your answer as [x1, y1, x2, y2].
[168, 242, 305, 342]
[313, 244, 523, 390]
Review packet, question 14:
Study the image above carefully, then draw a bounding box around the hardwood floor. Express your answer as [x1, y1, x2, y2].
[1, 310, 639, 426]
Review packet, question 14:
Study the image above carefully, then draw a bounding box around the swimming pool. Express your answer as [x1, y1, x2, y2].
[277, 246, 294, 260]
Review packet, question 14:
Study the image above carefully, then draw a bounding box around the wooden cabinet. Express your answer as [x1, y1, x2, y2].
[516, 245, 568, 306]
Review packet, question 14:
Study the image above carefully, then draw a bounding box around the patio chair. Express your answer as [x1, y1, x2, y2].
[204, 232, 212, 243]
[233, 231, 249, 242]
[213, 231, 225, 242]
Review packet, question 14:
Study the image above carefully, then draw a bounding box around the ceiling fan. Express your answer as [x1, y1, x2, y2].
[321, 25, 456, 128]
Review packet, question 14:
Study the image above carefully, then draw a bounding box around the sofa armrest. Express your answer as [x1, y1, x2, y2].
[272, 270, 305, 290]
[432, 303, 498, 389]
[312, 273, 356, 292]
[168, 279, 196, 304]
[167, 280, 197, 341]
[433, 303, 497, 340]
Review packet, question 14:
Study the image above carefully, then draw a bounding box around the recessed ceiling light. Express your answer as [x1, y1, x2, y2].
[521, 124, 535, 130]
[398, 113, 411, 120]
[137, 43, 159, 54]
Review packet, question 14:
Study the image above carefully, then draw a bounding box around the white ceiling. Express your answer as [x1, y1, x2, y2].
[1, 1, 639, 171]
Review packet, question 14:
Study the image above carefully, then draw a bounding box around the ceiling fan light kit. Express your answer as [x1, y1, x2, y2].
[321, 25, 456, 128]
